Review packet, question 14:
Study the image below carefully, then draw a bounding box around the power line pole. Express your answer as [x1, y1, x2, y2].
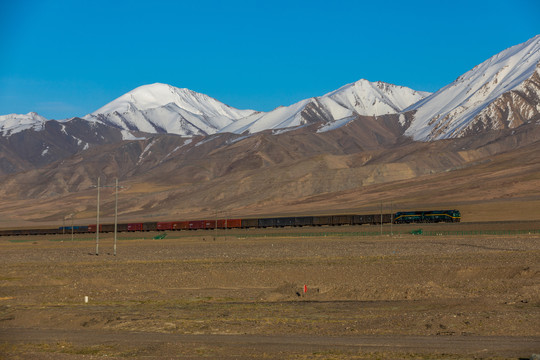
[71, 215, 74, 242]
[380, 202, 383, 236]
[92, 177, 123, 256]
[214, 210, 217, 241]
[114, 178, 119, 256]
[96, 177, 100, 255]
[390, 202, 393, 236]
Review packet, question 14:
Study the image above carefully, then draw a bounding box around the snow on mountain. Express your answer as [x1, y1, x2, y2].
[84, 83, 257, 136]
[324, 79, 430, 116]
[6, 33, 539, 144]
[405, 35, 540, 141]
[219, 80, 429, 135]
[0, 112, 48, 136]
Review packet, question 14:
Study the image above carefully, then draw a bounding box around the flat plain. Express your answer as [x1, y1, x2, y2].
[1, 221, 539, 359]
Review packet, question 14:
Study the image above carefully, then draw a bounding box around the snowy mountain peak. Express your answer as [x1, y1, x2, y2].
[0, 112, 48, 136]
[325, 79, 430, 117]
[92, 83, 253, 119]
[406, 34, 540, 140]
[219, 79, 430, 135]
[85, 83, 257, 136]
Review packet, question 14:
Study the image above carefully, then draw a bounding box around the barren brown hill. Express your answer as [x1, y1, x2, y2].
[0, 114, 538, 229]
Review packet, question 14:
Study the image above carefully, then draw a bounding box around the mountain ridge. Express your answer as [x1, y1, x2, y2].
[405, 34, 540, 140]
[2, 35, 539, 142]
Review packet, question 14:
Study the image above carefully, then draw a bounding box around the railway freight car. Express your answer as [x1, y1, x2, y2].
[217, 219, 242, 229]
[0, 209, 461, 237]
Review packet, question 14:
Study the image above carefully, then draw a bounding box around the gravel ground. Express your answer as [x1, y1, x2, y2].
[1, 223, 539, 359]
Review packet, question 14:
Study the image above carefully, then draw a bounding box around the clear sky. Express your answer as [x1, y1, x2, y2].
[1, 0, 539, 119]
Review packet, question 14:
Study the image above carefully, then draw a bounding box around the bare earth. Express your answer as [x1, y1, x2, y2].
[1, 222, 539, 359]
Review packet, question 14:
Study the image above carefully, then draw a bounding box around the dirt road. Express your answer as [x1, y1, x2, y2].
[3, 328, 540, 359]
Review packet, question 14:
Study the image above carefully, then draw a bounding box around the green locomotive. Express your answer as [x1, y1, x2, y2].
[393, 210, 461, 223]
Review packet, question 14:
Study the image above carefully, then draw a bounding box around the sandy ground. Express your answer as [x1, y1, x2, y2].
[1, 222, 539, 359]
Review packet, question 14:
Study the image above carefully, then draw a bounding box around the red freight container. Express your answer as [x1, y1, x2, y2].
[204, 220, 216, 229]
[188, 220, 205, 230]
[127, 223, 143, 231]
[173, 221, 190, 230]
[217, 219, 242, 228]
[88, 224, 102, 232]
[157, 222, 173, 230]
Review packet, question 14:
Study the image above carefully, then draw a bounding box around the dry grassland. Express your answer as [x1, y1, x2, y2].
[1, 223, 539, 359]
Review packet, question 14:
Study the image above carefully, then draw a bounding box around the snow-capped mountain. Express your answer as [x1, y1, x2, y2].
[84, 83, 257, 137]
[219, 80, 429, 134]
[0, 112, 47, 136]
[1, 35, 539, 145]
[405, 35, 540, 140]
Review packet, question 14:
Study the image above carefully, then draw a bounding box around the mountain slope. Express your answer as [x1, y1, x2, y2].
[1, 119, 538, 225]
[405, 35, 540, 140]
[0, 118, 123, 175]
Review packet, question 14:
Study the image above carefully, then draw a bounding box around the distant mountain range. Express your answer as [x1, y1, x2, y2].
[0, 35, 539, 225]
[2, 35, 539, 145]
[81, 79, 429, 138]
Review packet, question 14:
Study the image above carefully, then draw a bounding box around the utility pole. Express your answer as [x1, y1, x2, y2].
[96, 177, 100, 255]
[71, 215, 74, 242]
[380, 202, 383, 236]
[214, 210, 218, 241]
[93, 177, 123, 256]
[114, 178, 119, 256]
[390, 202, 393, 236]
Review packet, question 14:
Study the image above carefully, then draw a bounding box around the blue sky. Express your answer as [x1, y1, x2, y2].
[1, 0, 539, 119]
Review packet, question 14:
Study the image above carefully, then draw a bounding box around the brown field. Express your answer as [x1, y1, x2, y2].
[1, 222, 539, 359]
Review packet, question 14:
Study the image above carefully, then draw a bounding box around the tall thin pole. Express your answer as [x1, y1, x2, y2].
[96, 177, 100, 256]
[214, 210, 218, 241]
[71, 215, 74, 242]
[380, 202, 383, 236]
[390, 202, 393, 236]
[114, 178, 118, 256]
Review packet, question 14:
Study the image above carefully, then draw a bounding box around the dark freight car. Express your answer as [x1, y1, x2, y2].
[353, 214, 374, 225]
[332, 215, 353, 226]
[258, 218, 276, 228]
[142, 222, 157, 231]
[275, 217, 295, 227]
[295, 216, 313, 227]
[101, 224, 115, 232]
[241, 218, 259, 228]
[116, 223, 128, 232]
[312, 216, 332, 226]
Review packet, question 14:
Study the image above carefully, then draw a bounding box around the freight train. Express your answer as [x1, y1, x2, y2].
[0, 210, 460, 237]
